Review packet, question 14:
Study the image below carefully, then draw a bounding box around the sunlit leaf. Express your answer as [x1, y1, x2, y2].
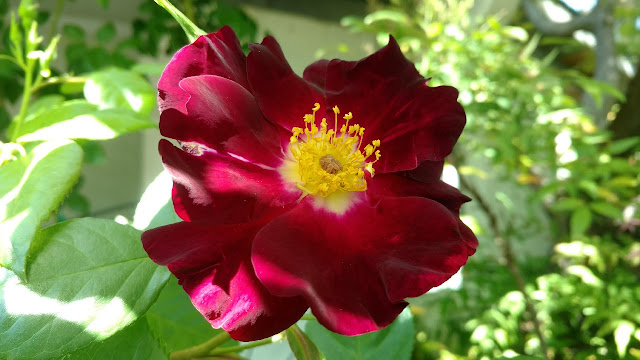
[364, 10, 409, 25]
[566, 265, 603, 287]
[133, 171, 179, 231]
[614, 321, 635, 357]
[84, 68, 155, 116]
[17, 107, 155, 142]
[0, 140, 82, 278]
[550, 198, 583, 212]
[0, 218, 170, 359]
[303, 308, 414, 360]
[63, 317, 167, 360]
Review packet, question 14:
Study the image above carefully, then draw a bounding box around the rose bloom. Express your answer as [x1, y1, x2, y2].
[142, 26, 477, 341]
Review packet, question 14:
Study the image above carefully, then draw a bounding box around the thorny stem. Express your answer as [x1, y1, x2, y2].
[170, 332, 231, 360]
[456, 161, 551, 360]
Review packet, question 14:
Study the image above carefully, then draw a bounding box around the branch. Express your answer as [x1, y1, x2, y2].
[522, 0, 596, 35]
[454, 157, 551, 359]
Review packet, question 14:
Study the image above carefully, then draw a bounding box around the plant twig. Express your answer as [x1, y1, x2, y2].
[208, 334, 285, 356]
[457, 169, 551, 360]
[170, 332, 231, 360]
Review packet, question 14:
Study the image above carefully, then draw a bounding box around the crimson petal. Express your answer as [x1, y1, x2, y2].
[367, 174, 478, 253]
[252, 197, 475, 336]
[160, 75, 283, 167]
[302, 59, 330, 94]
[158, 26, 249, 114]
[247, 36, 325, 131]
[324, 37, 466, 173]
[159, 139, 299, 224]
[142, 221, 308, 341]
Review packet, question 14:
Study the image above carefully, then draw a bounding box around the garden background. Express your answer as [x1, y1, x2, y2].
[1, 0, 639, 359]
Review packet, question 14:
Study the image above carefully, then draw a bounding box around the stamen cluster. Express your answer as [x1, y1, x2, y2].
[289, 103, 381, 197]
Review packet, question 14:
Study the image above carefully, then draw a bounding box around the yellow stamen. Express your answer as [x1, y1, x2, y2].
[283, 104, 382, 198]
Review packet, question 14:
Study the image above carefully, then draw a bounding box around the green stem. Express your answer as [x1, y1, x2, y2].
[10, 58, 35, 142]
[31, 75, 87, 93]
[208, 334, 285, 356]
[170, 332, 232, 360]
[49, 0, 65, 38]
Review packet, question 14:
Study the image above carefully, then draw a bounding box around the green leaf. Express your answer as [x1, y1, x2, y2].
[17, 107, 155, 142]
[0, 140, 82, 278]
[606, 137, 640, 155]
[62, 24, 85, 42]
[146, 276, 228, 353]
[493, 356, 545, 360]
[84, 68, 155, 115]
[549, 198, 583, 212]
[63, 317, 167, 360]
[303, 308, 414, 360]
[286, 324, 325, 360]
[131, 62, 166, 77]
[95, 0, 110, 8]
[25, 94, 66, 122]
[363, 10, 409, 25]
[614, 320, 635, 357]
[570, 207, 592, 238]
[0, 218, 170, 359]
[133, 171, 179, 231]
[590, 201, 622, 220]
[96, 22, 116, 43]
[153, 0, 206, 42]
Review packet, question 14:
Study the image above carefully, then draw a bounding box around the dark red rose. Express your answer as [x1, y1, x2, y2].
[142, 26, 477, 341]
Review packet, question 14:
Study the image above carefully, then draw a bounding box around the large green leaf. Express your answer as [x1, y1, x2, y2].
[146, 276, 230, 353]
[17, 107, 155, 142]
[0, 140, 82, 278]
[83, 68, 155, 116]
[0, 218, 170, 359]
[133, 171, 180, 231]
[63, 317, 167, 360]
[303, 308, 414, 360]
[9, 99, 95, 141]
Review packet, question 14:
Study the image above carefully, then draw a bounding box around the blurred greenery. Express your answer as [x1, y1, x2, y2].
[345, 0, 640, 359]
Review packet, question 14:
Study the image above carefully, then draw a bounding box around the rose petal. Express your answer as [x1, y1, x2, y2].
[142, 221, 308, 341]
[160, 75, 283, 167]
[158, 26, 250, 114]
[302, 59, 330, 93]
[252, 196, 475, 335]
[367, 174, 478, 253]
[247, 36, 325, 131]
[159, 139, 300, 224]
[324, 37, 466, 173]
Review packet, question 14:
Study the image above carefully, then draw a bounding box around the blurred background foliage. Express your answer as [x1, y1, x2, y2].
[1, 0, 639, 359]
[344, 0, 640, 359]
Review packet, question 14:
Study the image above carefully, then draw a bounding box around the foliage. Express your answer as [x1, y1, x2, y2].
[344, 0, 640, 359]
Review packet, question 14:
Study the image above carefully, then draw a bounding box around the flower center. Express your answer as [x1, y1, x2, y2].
[286, 103, 381, 198]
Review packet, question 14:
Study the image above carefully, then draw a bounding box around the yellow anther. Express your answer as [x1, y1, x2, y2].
[285, 104, 382, 198]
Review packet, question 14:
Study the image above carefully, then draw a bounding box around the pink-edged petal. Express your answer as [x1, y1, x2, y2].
[160, 75, 283, 167]
[142, 221, 308, 341]
[252, 196, 475, 336]
[247, 36, 325, 131]
[158, 26, 249, 113]
[159, 139, 300, 224]
[302, 59, 330, 93]
[324, 37, 466, 173]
